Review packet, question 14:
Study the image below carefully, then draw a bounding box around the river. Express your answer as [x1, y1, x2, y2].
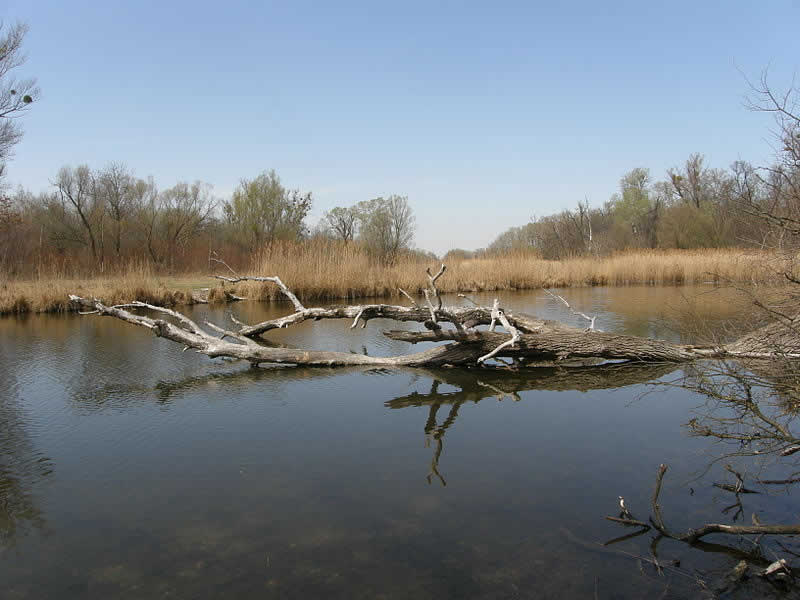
[1, 286, 797, 599]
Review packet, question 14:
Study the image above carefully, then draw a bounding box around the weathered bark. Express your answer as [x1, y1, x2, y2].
[383, 328, 705, 362]
[68, 265, 800, 368]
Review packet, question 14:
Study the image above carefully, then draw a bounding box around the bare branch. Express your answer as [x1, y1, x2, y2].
[478, 299, 521, 364]
[397, 288, 419, 308]
[212, 274, 305, 312]
[544, 289, 598, 331]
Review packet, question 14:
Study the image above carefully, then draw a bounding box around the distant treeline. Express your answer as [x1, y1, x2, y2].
[451, 151, 798, 261]
[0, 166, 428, 277]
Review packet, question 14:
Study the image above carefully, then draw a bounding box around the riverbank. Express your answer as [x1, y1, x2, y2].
[0, 247, 785, 315]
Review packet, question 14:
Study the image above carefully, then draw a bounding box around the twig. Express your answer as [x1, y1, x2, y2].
[544, 289, 598, 330]
[398, 288, 419, 308]
[602, 527, 651, 547]
[714, 483, 759, 494]
[477, 380, 521, 401]
[209, 252, 240, 277]
[725, 464, 747, 493]
[757, 476, 800, 485]
[650, 464, 670, 535]
[204, 321, 258, 345]
[605, 516, 651, 529]
[213, 274, 305, 312]
[229, 312, 249, 327]
[457, 293, 481, 307]
[351, 307, 366, 329]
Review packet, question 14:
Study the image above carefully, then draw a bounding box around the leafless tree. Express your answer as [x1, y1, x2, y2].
[132, 176, 161, 264]
[357, 195, 415, 264]
[96, 162, 135, 257]
[159, 181, 215, 271]
[53, 165, 102, 261]
[0, 22, 38, 181]
[323, 205, 358, 242]
[735, 72, 800, 250]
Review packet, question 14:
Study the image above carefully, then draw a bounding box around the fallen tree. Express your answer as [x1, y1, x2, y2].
[68, 264, 800, 368]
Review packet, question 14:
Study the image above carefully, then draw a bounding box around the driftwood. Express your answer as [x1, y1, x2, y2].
[68, 264, 800, 368]
[606, 464, 800, 544]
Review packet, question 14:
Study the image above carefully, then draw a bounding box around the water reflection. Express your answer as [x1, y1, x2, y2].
[139, 362, 800, 598]
[0, 355, 52, 550]
[2, 286, 799, 599]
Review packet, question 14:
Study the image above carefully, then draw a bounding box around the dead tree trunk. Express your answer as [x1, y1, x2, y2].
[68, 264, 800, 368]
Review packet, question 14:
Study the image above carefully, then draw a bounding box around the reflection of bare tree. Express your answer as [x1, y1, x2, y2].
[147, 362, 685, 488]
[422, 392, 464, 486]
[386, 362, 681, 408]
[670, 360, 800, 462]
[602, 463, 798, 593]
[383, 364, 681, 487]
[602, 358, 800, 596]
[0, 395, 52, 549]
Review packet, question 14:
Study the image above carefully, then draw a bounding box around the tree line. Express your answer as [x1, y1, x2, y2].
[476, 141, 799, 260]
[0, 164, 419, 276]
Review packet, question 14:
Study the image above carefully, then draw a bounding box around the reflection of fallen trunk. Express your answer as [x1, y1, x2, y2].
[386, 363, 681, 408]
[68, 263, 800, 367]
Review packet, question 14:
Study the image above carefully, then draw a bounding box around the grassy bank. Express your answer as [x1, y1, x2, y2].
[0, 244, 786, 315]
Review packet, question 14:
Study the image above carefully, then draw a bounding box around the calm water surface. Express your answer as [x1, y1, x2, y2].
[1, 286, 797, 599]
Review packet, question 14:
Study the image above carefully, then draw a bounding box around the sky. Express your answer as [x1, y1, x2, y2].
[2, 0, 799, 255]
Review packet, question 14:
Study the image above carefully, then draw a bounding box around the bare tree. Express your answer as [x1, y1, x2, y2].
[53, 165, 102, 261]
[132, 176, 161, 264]
[323, 205, 358, 242]
[736, 72, 800, 250]
[669, 153, 709, 209]
[159, 181, 215, 271]
[0, 22, 38, 181]
[96, 162, 135, 257]
[357, 195, 415, 264]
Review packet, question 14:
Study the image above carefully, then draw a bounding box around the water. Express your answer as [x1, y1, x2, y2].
[1, 286, 797, 598]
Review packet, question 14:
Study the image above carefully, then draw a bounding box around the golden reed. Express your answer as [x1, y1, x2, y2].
[0, 241, 786, 315]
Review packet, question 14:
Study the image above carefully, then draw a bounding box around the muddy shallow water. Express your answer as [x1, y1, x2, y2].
[1, 286, 798, 599]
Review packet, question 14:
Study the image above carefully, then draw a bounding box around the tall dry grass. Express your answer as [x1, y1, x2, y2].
[0, 241, 786, 315]
[236, 241, 778, 301]
[0, 261, 194, 315]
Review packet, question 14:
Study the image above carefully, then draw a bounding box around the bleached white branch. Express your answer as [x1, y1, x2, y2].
[544, 289, 598, 331]
[423, 289, 439, 325]
[478, 299, 521, 363]
[212, 274, 305, 312]
[457, 293, 481, 307]
[351, 307, 366, 329]
[398, 288, 420, 308]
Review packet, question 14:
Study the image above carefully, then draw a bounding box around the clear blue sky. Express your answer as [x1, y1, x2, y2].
[3, 0, 799, 254]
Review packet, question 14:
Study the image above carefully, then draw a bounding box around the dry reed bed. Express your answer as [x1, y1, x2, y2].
[0, 245, 786, 315]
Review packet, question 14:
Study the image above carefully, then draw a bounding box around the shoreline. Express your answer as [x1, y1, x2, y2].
[0, 249, 785, 316]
